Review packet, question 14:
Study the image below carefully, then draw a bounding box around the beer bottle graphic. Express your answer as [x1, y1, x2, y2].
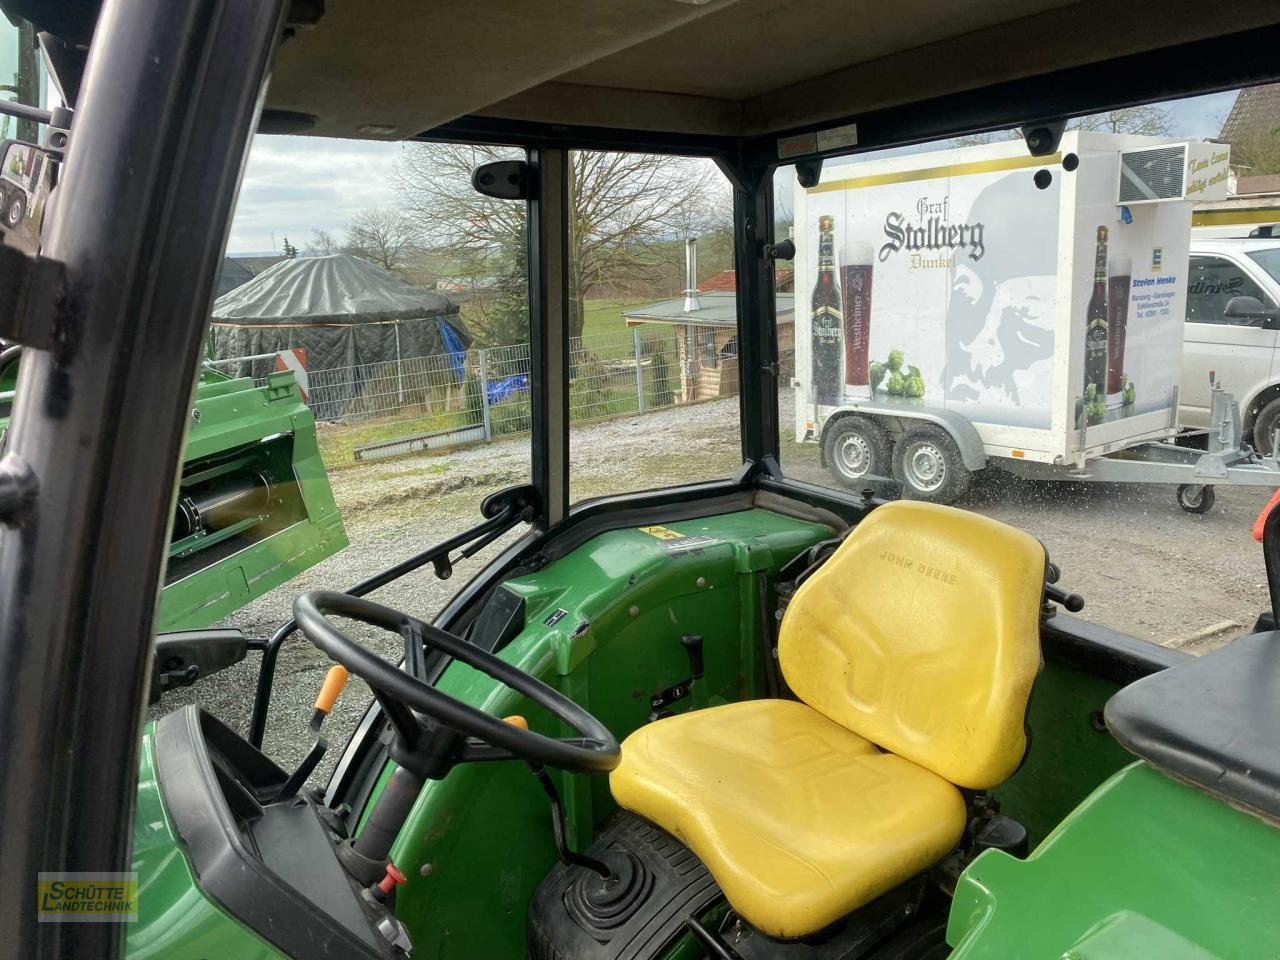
[811, 215, 842, 406]
[1106, 254, 1132, 408]
[1083, 226, 1109, 412]
[841, 241, 874, 400]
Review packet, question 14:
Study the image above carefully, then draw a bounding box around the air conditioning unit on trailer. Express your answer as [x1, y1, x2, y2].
[1118, 141, 1231, 205]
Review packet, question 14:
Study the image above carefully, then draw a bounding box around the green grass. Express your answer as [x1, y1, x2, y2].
[580, 298, 647, 339]
[315, 297, 684, 470]
[318, 416, 464, 471]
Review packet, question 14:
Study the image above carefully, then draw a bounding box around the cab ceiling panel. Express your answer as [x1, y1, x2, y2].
[554, 0, 1078, 102]
[264, 0, 743, 139]
[263, 0, 1280, 142]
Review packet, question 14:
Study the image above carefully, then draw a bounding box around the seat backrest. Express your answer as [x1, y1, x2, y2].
[778, 501, 1044, 789]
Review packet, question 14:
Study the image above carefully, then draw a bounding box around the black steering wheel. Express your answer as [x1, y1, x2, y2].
[293, 590, 620, 774]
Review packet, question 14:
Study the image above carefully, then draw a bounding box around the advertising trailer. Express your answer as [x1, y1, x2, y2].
[792, 132, 1280, 513]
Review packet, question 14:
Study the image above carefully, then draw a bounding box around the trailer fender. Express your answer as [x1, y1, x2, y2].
[819, 404, 987, 472]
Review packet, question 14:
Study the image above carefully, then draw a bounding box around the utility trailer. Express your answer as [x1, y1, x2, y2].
[793, 132, 1279, 513]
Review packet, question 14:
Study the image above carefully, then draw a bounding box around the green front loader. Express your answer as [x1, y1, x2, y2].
[1, 353, 345, 630]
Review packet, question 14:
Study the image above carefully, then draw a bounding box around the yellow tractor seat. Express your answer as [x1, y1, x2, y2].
[609, 501, 1046, 940]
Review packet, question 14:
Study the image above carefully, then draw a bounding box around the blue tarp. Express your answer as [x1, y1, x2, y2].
[437, 319, 468, 382]
[486, 374, 529, 406]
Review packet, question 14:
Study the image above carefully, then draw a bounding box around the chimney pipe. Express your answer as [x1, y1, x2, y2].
[683, 237, 700, 312]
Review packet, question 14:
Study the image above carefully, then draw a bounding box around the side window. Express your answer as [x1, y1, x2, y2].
[565, 150, 741, 504]
[772, 101, 1277, 660]
[150, 135, 534, 778]
[1186, 256, 1272, 325]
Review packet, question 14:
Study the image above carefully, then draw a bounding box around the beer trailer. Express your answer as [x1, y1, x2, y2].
[793, 131, 1280, 513]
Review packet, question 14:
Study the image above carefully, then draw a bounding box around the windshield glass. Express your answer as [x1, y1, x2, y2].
[1247, 247, 1280, 284]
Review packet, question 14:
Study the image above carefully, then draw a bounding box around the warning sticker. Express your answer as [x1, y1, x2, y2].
[664, 534, 719, 557]
[639, 525, 684, 540]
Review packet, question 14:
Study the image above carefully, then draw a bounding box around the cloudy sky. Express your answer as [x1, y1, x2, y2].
[226, 90, 1238, 256]
[228, 135, 408, 254]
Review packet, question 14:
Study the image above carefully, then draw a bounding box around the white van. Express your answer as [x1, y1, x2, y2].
[1180, 239, 1280, 451]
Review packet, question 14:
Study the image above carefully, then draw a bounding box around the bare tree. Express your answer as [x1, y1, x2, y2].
[392, 143, 724, 340]
[304, 228, 338, 256]
[1226, 124, 1280, 177]
[1073, 104, 1174, 136]
[345, 207, 419, 273]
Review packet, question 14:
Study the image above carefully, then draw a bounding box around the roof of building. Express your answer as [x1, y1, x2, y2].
[623, 291, 795, 327]
[696, 269, 794, 293]
[212, 253, 461, 326]
[1237, 174, 1280, 196]
[1220, 83, 1280, 143]
[216, 257, 256, 298]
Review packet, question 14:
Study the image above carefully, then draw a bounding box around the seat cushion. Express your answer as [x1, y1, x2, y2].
[609, 699, 967, 940]
[779, 500, 1044, 789]
[1105, 629, 1280, 821]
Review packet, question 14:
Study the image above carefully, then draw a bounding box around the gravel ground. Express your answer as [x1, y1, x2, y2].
[156, 392, 1274, 776]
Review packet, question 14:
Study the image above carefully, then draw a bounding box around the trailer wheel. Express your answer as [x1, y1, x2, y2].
[823, 415, 890, 487]
[2, 191, 25, 230]
[893, 425, 970, 504]
[1176, 483, 1215, 515]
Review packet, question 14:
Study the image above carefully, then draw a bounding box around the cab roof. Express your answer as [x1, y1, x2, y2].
[262, 0, 1280, 142]
[15, 0, 1280, 147]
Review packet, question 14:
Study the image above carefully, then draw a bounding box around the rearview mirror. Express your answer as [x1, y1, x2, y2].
[150, 628, 248, 703]
[1224, 295, 1280, 327]
[0, 139, 52, 254]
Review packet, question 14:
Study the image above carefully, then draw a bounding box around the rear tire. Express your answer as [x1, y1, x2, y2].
[1177, 483, 1215, 515]
[823, 415, 890, 488]
[893, 425, 970, 505]
[1251, 396, 1280, 457]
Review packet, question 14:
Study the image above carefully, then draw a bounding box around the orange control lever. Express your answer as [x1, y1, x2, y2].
[309, 665, 349, 732]
[315, 665, 350, 713]
[503, 715, 529, 730]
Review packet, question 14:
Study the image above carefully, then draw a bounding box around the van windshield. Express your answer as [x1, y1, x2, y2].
[1247, 247, 1280, 284]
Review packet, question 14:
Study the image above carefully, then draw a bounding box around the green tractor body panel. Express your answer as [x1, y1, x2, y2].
[158, 368, 347, 630]
[126, 724, 285, 960]
[1, 364, 346, 631]
[990, 660, 1140, 846]
[948, 761, 1280, 958]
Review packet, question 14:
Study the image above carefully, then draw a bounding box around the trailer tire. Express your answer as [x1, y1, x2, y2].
[893, 425, 970, 504]
[2, 191, 25, 230]
[1176, 483, 1215, 515]
[823, 415, 890, 488]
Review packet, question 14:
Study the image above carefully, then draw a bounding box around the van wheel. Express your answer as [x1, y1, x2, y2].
[893, 425, 970, 504]
[823, 415, 890, 488]
[1251, 397, 1280, 456]
[1177, 483, 1215, 514]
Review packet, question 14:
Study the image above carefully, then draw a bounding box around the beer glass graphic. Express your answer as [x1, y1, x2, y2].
[841, 241, 874, 400]
[1106, 254, 1132, 408]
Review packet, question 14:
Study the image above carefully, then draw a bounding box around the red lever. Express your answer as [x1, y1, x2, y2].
[378, 863, 407, 897]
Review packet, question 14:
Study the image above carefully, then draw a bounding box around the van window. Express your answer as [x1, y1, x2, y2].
[1247, 247, 1280, 285]
[1186, 255, 1274, 325]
